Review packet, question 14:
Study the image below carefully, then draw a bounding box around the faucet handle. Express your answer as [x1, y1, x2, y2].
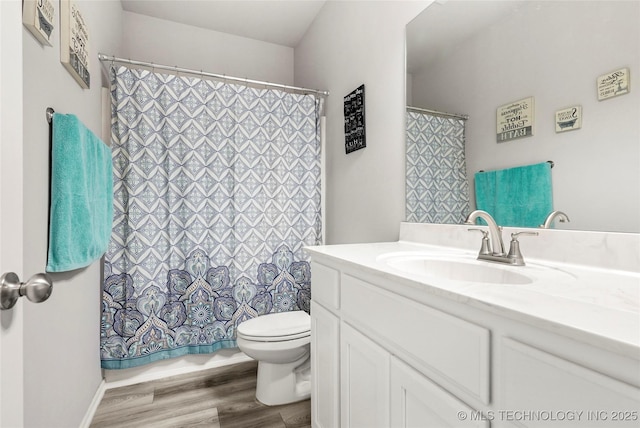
[507, 231, 539, 264]
[468, 228, 491, 255]
[510, 231, 539, 240]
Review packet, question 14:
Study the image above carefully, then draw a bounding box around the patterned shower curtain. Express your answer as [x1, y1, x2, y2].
[101, 66, 321, 369]
[406, 110, 470, 223]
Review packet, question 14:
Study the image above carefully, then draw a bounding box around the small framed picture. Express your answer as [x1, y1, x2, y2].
[23, 0, 55, 46]
[555, 106, 582, 133]
[60, 0, 90, 89]
[496, 97, 534, 143]
[597, 68, 630, 101]
[344, 84, 366, 154]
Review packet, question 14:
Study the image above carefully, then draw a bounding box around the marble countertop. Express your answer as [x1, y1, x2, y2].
[305, 239, 640, 359]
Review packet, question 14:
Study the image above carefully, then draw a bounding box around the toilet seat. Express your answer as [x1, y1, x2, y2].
[237, 311, 310, 342]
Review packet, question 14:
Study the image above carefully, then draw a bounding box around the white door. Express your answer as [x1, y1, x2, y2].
[0, 0, 25, 426]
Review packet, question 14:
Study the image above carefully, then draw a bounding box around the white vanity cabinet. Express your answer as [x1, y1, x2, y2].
[310, 263, 341, 428]
[309, 256, 640, 428]
[310, 260, 490, 428]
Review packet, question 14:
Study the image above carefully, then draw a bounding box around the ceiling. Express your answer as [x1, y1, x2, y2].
[121, 0, 526, 72]
[120, 0, 327, 47]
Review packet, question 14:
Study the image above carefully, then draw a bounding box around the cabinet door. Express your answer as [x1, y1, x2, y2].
[501, 338, 640, 427]
[341, 323, 390, 428]
[311, 301, 340, 428]
[391, 357, 490, 428]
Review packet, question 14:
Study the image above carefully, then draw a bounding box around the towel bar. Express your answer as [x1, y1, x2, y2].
[479, 160, 554, 173]
[46, 107, 54, 270]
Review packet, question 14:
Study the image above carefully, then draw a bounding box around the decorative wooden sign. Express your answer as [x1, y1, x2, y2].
[23, 0, 55, 46]
[60, 0, 90, 89]
[496, 97, 534, 143]
[344, 84, 366, 154]
[597, 68, 630, 101]
[555, 106, 582, 133]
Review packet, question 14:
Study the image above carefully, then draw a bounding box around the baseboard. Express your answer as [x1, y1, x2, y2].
[79, 379, 106, 428]
[104, 351, 253, 389]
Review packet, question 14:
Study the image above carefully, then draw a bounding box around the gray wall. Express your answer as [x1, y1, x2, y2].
[22, 1, 123, 426]
[121, 11, 295, 85]
[410, 1, 640, 233]
[294, 0, 430, 244]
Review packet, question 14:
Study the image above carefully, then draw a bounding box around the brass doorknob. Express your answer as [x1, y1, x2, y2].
[0, 272, 53, 310]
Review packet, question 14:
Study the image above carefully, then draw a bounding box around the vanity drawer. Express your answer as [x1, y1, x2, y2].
[311, 262, 340, 313]
[341, 274, 491, 404]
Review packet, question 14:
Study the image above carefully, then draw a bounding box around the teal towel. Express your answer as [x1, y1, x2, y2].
[474, 162, 552, 228]
[47, 113, 113, 272]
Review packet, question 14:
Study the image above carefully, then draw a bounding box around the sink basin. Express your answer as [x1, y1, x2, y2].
[386, 256, 533, 285]
[377, 252, 535, 285]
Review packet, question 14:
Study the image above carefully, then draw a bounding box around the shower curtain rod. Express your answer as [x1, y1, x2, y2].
[407, 106, 469, 120]
[98, 53, 330, 97]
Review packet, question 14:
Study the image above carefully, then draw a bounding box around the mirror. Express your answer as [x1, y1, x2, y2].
[406, 0, 639, 233]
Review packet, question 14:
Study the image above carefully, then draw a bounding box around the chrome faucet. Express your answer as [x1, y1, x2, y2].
[464, 210, 505, 256]
[465, 210, 538, 266]
[540, 210, 570, 229]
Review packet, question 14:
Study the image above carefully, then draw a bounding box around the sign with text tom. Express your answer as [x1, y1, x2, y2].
[344, 84, 366, 154]
[496, 97, 534, 143]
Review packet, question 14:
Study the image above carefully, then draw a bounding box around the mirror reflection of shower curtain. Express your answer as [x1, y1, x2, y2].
[406, 110, 470, 223]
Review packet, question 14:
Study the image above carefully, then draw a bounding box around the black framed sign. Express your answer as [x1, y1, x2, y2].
[344, 84, 366, 154]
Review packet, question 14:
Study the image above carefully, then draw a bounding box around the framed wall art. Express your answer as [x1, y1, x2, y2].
[344, 84, 366, 154]
[555, 106, 582, 133]
[597, 68, 630, 101]
[60, 0, 90, 89]
[23, 0, 55, 46]
[496, 97, 534, 143]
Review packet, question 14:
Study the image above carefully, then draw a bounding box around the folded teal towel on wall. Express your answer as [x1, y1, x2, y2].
[474, 162, 552, 228]
[47, 113, 113, 272]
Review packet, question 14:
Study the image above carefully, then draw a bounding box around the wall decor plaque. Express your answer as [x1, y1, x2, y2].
[23, 0, 55, 46]
[60, 0, 90, 89]
[344, 84, 366, 154]
[496, 97, 534, 143]
[555, 106, 582, 133]
[597, 67, 630, 100]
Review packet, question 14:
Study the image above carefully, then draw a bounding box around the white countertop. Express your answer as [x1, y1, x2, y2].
[305, 239, 640, 359]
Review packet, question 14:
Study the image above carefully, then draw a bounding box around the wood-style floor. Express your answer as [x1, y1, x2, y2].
[90, 360, 311, 428]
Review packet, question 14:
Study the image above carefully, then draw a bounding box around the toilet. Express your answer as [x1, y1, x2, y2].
[236, 310, 311, 406]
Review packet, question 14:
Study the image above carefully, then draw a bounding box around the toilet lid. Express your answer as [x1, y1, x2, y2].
[237, 311, 310, 341]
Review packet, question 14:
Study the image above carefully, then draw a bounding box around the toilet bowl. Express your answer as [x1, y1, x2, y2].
[236, 311, 311, 406]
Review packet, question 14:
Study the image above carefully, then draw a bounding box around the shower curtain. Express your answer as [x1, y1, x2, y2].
[101, 66, 322, 369]
[406, 110, 470, 223]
